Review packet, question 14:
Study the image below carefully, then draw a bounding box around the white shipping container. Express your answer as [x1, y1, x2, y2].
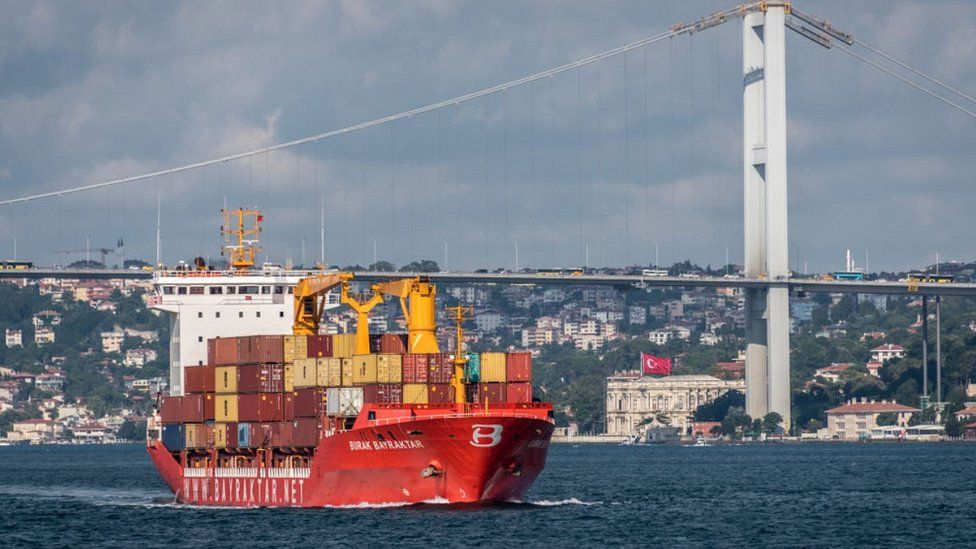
[326, 387, 363, 417]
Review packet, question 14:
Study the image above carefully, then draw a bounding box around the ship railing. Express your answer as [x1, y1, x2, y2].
[265, 467, 311, 479]
[214, 467, 258, 478]
[184, 468, 209, 478]
[369, 412, 546, 427]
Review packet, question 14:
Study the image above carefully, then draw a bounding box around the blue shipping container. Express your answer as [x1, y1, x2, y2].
[465, 353, 481, 382]
[237, 423, 251, 448]
[162, 424, 185, 450]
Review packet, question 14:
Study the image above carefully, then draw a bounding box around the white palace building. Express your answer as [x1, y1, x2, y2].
[606, 373, 745, 436]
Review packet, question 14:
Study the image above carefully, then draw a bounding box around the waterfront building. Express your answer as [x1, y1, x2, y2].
[605, 373, 745, 436]
[870, 344, 905, 363]
[821, 398, 918, 440]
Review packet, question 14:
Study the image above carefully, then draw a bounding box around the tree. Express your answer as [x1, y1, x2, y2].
[875, 412, 898, 426]
[399, 260, 440, 273]
[693, 390, 744, 421]
[117, 419, 146, 441]
[762, 412, 784, 434]
[945, 413, 963, 438]
[368, 261, 396, 272]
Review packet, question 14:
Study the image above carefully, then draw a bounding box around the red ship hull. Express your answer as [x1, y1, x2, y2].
[148, 408, 554, 507]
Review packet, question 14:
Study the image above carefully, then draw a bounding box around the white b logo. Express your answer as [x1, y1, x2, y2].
[470, 424, 503, 447]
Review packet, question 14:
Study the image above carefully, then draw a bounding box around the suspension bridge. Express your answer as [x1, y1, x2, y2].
[2, 1, 974, 429]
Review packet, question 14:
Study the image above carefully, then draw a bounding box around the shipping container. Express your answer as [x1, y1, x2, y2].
[283, 391, 296, 420]
[215, 395, 239, 422]
[376, 354, 403, 383]
[237, 363, 284, 393]
[403, 354, 429, 383]
[317, 357, 342, 387]
[209, 336, 246, 365]
[352, 354, 378, 385]
[238, 393, 284, 422]
[237, 423, 251, 448]
[326, 387, 363, 416]
[160, 396, 182, 424]
[379, 333, 408, 354]
[294, 387, 327, 417]
[283, 335, 309, 363]
[213, 422, 238, 449]
[184, 423, 207, 448]
[184, 365, 215, 393]
[215, 366, 238, 394]
[293, 357, 318, 388]
[465, 353, 481, 382]
[307, 334, 334, 358]
[340, 358, 353, 386]
[243, 423, 273, 447]
[466, 383, 506, 405]
[284, 363, 294, 392]
[363, 383, 403, 404]
[428, 383, 454, 404]
[505, 352, 532, 382]
[280, 418, 319, 447]
[181, 394, 214, 423]
[251, 335, 284, 364]
[332, 334, 356, 358]
[402, 383, 429, 404]
[161, 424, 184, 450]
[480, 352, 507, 382]
[506, 382, 533, 403]
[428, 353, 453, 384]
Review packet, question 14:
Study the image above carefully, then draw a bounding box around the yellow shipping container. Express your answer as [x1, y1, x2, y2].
[294, 357, 318, 388]
[376, 354, 403, 383]
[283, 335, 309, 363]
[316, 358, 342, 387]
[403, 383, 429, 404]
[215, 366, 238, 394]
[284, 363, 294, 392]
[340, 358, 354, 386]
[184, 423, 206, 448]
[333, 334, 357, 358]
[213, 423, 231, 449]
[480, 352, 507, 382]
[352, 354, 378, 385]
[215, 395, 239, 422]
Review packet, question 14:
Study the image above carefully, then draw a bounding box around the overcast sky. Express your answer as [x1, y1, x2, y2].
[1, 1, 974, 272]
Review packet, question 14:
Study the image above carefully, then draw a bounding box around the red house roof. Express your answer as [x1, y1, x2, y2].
[826, 401, 919, 414]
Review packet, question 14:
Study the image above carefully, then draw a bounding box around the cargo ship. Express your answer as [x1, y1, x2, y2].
[146, 210, 554, 507]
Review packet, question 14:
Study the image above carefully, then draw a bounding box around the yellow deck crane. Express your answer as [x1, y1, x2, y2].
[342, 277, 442, 355]
[340, 281, 385, 355]
[292, 273, 352, 335]
[446, 304, 473, 405]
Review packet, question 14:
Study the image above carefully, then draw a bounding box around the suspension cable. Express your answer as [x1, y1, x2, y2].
[854, 39, 976, 107]
[834, 43, 976, 119]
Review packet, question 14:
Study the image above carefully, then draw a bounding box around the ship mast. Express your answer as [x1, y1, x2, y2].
[446, 304, 473, 404]
[221, 208, 262, 270]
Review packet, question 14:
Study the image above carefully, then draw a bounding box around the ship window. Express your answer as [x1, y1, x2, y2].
[241, 286, 259, 295]
[274, 286, 284, 294]
[215, 312, 221, 318]
[227, 286, 237, 294]
[163, 287, 174, 295]
[279, 311, 285, 318]
[198, 360, 203, 366]
[198, 336, 203, 342]
[287, 287, 294, 294]
[209, 286, 223, 295]
[261, 286, 271, 294]
[256, 311, 261, 318]
[197, 312, 203, 318]
[239, 312, 244, 318]
[177, 287, 187, 295]
[189, 286, 204, 295]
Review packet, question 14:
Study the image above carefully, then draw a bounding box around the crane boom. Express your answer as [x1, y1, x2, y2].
[292, 273, 352, 335]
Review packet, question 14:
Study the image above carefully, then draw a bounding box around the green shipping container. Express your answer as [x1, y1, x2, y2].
[465, 353, 481, 382]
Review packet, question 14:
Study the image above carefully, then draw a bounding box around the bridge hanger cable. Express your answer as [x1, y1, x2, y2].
[0, 26, 687, 207]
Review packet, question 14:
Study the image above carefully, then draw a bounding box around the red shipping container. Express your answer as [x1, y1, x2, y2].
[237, 363, 284, 393]
[210, 337, 245, 365]
[467, 383, 506, 404]
[184, 365, 215, 393]
[283, 392, 296, 421]
[294, 387, 327, 417]
[428, 353, 453, 384]
[238, 393, 284, 422]
[363, 384, 402, 404]
[505, 352, 532, 382]
[251, 335, 284, 364]
[160, 396, 182, 423]
[379, 334, 408, 354]
[506, 382, 533, 403]
[428, 383, 454, 404]
[403, 354, 429, 383]
[181, 394, 210, 422]
[307, 335, 333, 358]
[214, 423, 238, 448]
[279, 419, 319, 447]
[248, 423, 274, 447]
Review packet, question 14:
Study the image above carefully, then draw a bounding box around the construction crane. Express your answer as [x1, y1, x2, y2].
[292, 272, 352, 336]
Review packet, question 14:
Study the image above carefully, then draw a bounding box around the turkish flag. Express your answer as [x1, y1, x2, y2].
[641, 352, 672, 376]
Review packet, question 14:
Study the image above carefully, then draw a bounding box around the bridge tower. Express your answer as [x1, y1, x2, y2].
[742, 3, 791, 430]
